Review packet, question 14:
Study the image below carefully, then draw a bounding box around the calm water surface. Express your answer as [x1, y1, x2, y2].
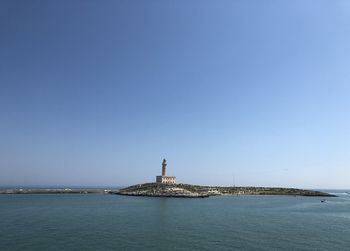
[0, 191, 349, 250]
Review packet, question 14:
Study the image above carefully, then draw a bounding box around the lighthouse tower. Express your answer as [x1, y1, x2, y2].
[162, 158, 167, 176]
[156, 159, 176, 184]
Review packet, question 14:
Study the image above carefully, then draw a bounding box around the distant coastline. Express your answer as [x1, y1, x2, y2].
[0, 184, 336, 198]
[0, 188, 115, 195]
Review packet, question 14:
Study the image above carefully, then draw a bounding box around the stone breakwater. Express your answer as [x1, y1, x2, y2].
[115, 183, 336, 198]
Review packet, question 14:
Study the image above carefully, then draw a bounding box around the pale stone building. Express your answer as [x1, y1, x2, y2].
[156, 159, 176, 184]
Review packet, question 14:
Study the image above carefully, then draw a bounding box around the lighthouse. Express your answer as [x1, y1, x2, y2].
[162, 158, 167, 176]
[156, 159, 176, 184]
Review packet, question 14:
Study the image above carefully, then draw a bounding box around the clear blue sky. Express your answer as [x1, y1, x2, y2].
[1, 0, 350, 188]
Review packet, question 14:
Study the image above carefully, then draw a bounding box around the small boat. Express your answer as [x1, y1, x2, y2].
[321, 199, 326, 203]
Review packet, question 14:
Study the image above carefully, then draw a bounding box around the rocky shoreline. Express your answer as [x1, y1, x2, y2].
[115, 183, 336, 198]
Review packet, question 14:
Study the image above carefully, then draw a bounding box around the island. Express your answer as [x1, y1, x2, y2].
[115, 159, 335, 198]
[114, 182, 335, 198]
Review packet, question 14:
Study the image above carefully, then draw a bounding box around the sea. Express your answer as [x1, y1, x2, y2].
[0, 190, 349, 251]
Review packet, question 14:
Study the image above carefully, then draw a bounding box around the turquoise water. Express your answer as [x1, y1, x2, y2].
[0, 192, 349, 250]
